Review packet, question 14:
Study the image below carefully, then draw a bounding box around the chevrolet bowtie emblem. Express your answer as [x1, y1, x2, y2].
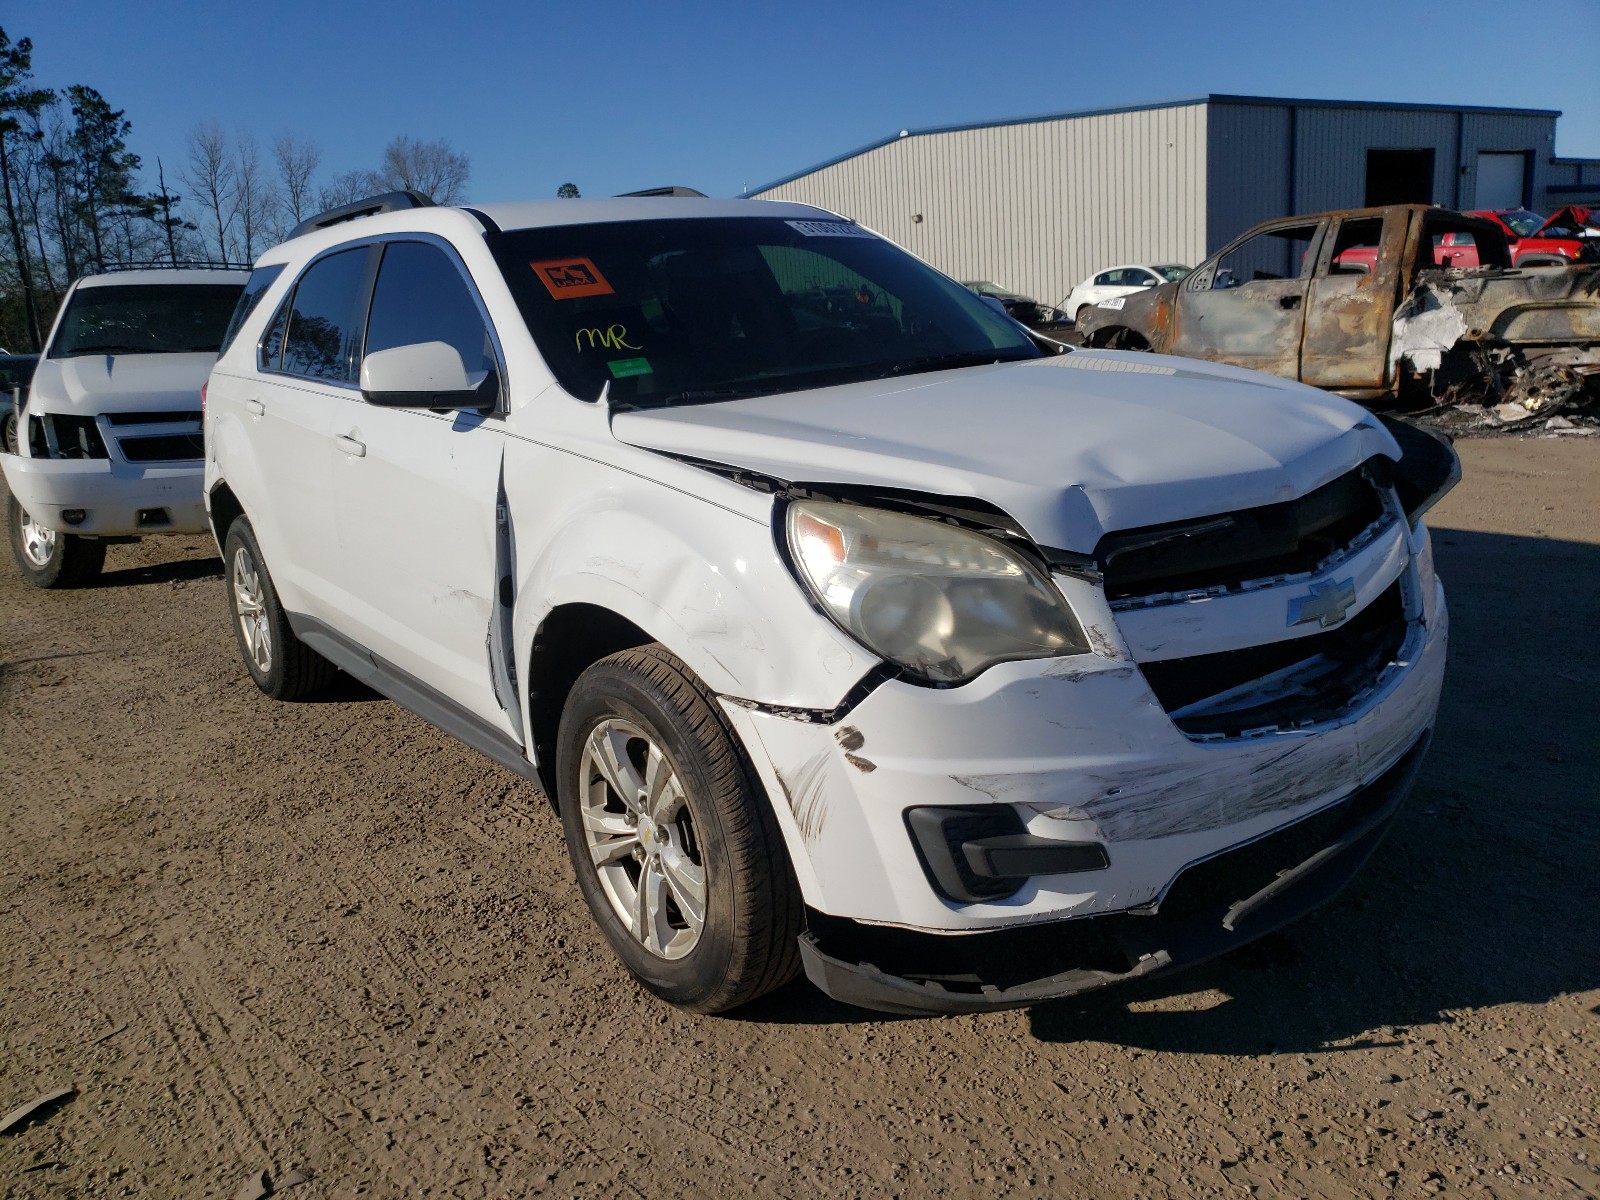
[1288, 577, 1357, 628]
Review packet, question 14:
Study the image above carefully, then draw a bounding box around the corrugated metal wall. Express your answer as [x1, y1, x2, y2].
[753, 104, 1209, 310]
[1542, 157, 1600, 207]
[1208, 101, 1559, 255]
[757, 99, 1563, 296]
[1205, 104, 1292, 252]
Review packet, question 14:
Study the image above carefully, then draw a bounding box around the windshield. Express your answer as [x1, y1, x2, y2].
[1152, 264, 1191, 281]
[1496, 210, 1545, 239]
[49, 283, 245, 358]
[493, 217, 1038, 407]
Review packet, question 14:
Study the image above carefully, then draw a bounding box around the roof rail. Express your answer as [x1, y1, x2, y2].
[615, 186, 708, 198]
[289, 190, 435, 240]
[96, 260, 248, 273]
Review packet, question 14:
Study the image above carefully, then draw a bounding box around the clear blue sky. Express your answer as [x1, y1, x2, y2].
[17, 0, 1600, 206]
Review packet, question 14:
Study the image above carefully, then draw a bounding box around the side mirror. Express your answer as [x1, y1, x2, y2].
[360, 341, 494, 410]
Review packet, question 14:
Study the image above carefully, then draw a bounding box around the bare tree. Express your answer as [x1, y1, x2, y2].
[181, 121, 233, 262]
[377, 136, 468, 204]
[233, 130, 264, 261]
[0, 25, 54, 348]
[317, 167, 381, 211]
[271, 132, 319, 233]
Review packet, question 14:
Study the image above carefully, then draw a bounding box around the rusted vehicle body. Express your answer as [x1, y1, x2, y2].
[1076, 205, 1600, 410]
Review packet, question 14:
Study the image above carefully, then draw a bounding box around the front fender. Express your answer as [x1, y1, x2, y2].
[1074, 283, 1176, 350]
[505, 442, 876, 713]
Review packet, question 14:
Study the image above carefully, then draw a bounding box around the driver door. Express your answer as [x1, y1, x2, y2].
[330, 238, 514, 733]
[1173, 220, 1324, 380]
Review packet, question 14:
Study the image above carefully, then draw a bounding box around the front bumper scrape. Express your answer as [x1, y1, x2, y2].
[799, 731, 1431, 1015]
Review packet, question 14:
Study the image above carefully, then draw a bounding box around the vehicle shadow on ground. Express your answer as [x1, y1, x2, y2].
[94, 554, 223, 588]
[1026, 527, 1600, 1053]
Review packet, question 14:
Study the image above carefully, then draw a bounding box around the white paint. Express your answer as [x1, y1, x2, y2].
[1, 268, 242, 537]
[614, 350, 1398, 553]
[203, 199, 1451, 968]
[1390, 283, 1470, 372]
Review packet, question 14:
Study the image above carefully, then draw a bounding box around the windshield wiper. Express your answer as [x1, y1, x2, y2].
[880, 350, 1027, 378]
[60, 344, 148, 356]
[631, 382, 795, 410]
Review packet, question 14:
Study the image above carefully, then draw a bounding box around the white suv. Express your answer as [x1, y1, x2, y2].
[204, 193, 1456, 1014]
[3, 267, 247, 586]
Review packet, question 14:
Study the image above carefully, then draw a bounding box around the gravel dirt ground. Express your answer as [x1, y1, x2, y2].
[2, 436, 1597, 1199]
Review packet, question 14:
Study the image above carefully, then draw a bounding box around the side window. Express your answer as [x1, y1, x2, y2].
[364, 242, 497, 390]
[220, 265, 284, 355]
[1422, 218, 1509, 268]
[1134, 270, 1160, 286]
[1328, 217, 1385, 276]
[1093, 271, 1114, 286]
[1207, 224, 1320, 289]
[274, 247, 374, 382]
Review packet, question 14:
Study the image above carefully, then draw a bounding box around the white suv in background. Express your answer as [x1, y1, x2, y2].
[2, 267, 247, 586]
[204, 192, 1455, 1014]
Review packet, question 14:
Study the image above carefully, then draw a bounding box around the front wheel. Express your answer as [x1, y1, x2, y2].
[7, 492, 105, 589]
[223, 517, 335, 700]
[558, 645, 802, 1013]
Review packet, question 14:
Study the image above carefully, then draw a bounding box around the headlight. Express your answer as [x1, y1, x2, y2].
[784, 500, 1090, 684]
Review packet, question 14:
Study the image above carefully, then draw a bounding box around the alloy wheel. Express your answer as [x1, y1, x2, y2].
[231, 545, 273, 674]
[578, 718, 707, 960]
[17, 509, 56, 568]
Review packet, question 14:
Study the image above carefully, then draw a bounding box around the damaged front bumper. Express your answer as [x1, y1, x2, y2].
[798, 732, 1428, 1014]
[719, 524, 1448, 1013]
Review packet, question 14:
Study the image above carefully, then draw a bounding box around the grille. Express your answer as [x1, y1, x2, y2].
[1139, 581, 1408, 738]
[117, 433, 204, 462]
[1098, 465, 1389, 602]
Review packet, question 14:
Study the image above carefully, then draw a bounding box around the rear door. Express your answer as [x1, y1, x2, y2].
[249, 244, 378, 621]
[1173, 219, 1324, 379]
[1301, 213, 1403, 391]
[329, 237, 515, 733]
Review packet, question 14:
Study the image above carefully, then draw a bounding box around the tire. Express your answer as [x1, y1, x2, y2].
[557, 645, 802, 1013]
[7, 491, 106, 589]
[1093, 327, 1151, 352]
[222, 516, 335, 700]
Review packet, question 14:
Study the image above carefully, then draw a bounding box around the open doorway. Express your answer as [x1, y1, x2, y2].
[1365, 148, 1436, 206]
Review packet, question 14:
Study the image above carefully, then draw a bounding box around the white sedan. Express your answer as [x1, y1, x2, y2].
[1064, 263, 1189, 323]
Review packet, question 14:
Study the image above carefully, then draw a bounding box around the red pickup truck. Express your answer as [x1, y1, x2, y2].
[1469, 207, 1598, 267]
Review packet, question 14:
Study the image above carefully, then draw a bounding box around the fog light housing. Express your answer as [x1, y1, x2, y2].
[61, 509, 86, 526]
[906, 805, 1110, 904]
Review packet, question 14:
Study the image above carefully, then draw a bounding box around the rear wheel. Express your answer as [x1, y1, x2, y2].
[558, 645, 802, 1013]
[7, 492, 105, 589]
[223, 517, 335, 700]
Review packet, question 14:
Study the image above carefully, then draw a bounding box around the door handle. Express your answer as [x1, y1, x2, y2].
[1280, 295, 1302, 310]
[242, 397, 265, 416]
[334, 433, 367, 458]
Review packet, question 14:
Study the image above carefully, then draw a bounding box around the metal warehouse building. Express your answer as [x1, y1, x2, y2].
[750, 94, 1600, 310]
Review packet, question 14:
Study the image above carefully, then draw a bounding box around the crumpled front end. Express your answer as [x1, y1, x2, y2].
[721, 469, 1449, 1012]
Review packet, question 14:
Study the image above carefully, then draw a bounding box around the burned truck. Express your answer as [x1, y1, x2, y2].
[1075, 205, 1600, 413]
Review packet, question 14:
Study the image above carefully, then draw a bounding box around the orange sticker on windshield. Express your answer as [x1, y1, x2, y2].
[530, 257, 614, 299]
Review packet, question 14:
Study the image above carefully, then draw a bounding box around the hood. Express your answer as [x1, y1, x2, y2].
[29, 353, 216, 415]
[611, 352, 1398, 554]
[1538, 206, 1595, 238]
